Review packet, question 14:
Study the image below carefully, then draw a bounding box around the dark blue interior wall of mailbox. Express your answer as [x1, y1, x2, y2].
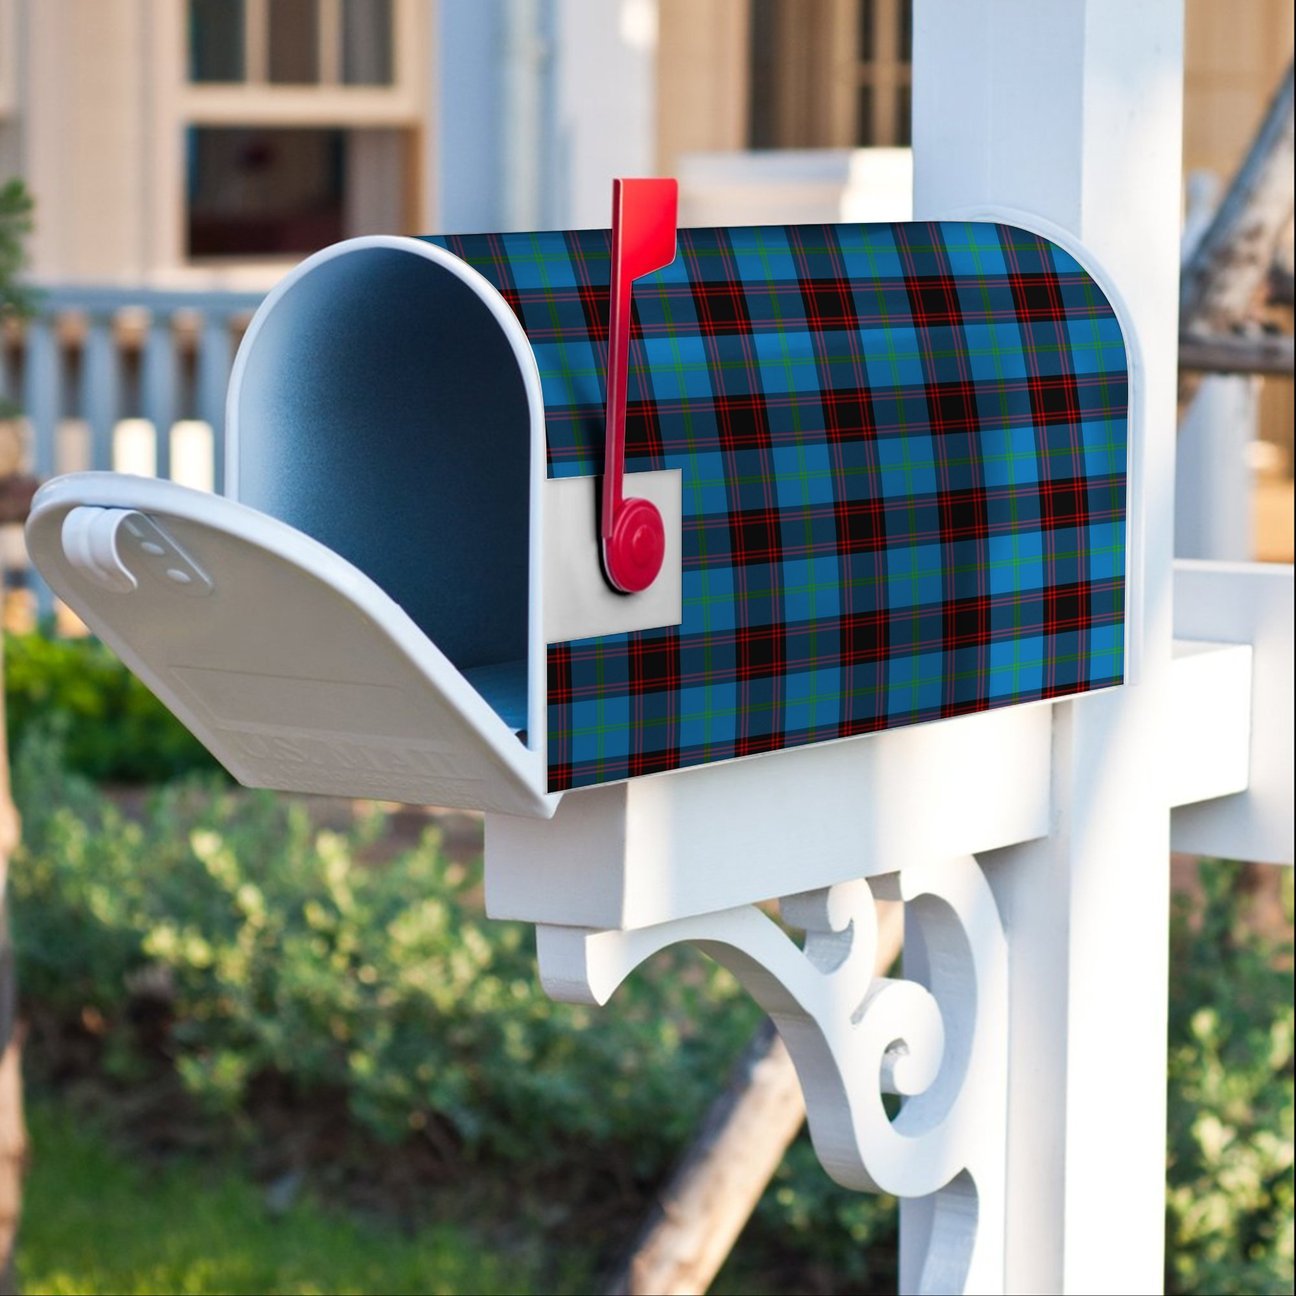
[234, 246, 532, 678]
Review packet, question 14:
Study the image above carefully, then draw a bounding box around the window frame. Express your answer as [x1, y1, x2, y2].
[152, 0, 426, 278]
[182, 0, 421, 123]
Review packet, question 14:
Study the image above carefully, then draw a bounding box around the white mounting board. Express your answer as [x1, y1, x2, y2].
[485, 699, 1053, 929]
[1171, 560, 1294, 865]
[1167, 639, 1251, 811]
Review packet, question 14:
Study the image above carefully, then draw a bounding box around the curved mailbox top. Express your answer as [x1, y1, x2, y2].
[428, 221, 1130, 793]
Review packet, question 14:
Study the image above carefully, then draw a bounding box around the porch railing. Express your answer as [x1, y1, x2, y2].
[1, 284, 265, 618]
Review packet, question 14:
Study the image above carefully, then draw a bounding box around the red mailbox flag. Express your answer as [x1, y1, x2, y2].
[601, 178, 678, 594]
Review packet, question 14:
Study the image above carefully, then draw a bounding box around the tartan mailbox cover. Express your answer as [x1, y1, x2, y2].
[432, 219, 1130, 792]
[26, 213, 1129, 815]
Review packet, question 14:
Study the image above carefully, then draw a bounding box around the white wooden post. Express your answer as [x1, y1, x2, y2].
[1175, 377, 1258, 561]
[911, 3, 1183, 1291]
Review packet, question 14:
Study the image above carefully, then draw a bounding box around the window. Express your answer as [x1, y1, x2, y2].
[185, 125, 412, 259]
[190, 0, 247, 82]
[748, 0, 912, 149]
[165, 0, 422, 266]
[187, 0, 395, 87]
[187, 127, 345, 256]
[342, 0, 394, 85]
[269, 0, 320, 85]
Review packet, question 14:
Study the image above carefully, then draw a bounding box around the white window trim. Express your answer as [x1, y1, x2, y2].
[182, 0, 424, 122]
[149, 0, 427, 282]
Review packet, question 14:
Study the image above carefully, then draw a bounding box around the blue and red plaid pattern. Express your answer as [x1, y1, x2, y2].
[427, 222, 1129, 793]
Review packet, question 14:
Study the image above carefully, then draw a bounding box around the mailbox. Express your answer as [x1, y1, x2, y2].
[26, 185, 1130, 817]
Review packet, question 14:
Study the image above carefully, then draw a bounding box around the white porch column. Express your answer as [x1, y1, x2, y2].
[550, 0, 658, 228]
[911, 4, 1183, 1293]
[1175, 376, 1259, 561]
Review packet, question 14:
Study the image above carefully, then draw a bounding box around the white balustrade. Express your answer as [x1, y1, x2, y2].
[0, 285, 263, 617]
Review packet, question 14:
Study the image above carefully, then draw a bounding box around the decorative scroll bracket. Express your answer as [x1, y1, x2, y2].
[535, 855, 1008, 1296]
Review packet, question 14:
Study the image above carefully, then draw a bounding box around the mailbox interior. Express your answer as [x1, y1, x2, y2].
[228, 239, 543, 740]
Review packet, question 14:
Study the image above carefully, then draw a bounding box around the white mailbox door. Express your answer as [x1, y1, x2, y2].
[27, 473, 555, 819]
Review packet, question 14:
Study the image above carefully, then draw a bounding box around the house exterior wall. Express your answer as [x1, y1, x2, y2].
[6, 1, 1289, 273]
[21, 0, 154, 283]
[655, 0, 748, 177]
[2, 0, 431, 289]
[1183, 0, 1293, 177]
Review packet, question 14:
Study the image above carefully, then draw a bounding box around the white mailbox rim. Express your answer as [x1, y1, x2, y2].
[225, 234, 552, 761]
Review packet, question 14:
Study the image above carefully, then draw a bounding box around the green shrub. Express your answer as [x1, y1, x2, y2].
[11, 726, 759, 1171]
[4, 630, 220, 783]
[10, 724, 1293, 1293]
[12, 725, 896, 1288]
[1166, 861, 1294, 1295]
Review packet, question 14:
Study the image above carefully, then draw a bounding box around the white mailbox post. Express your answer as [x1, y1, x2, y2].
[911, 6, 1290, 1292]
[22, 3, 1295, 1293]
[508, 6, 1294, 1292]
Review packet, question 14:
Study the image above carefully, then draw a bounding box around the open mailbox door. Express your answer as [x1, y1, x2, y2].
[27, 236, 555, 819]
[27, 474, 554, 817]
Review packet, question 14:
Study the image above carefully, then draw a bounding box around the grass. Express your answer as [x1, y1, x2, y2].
[18, 1101, 552, 1295]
